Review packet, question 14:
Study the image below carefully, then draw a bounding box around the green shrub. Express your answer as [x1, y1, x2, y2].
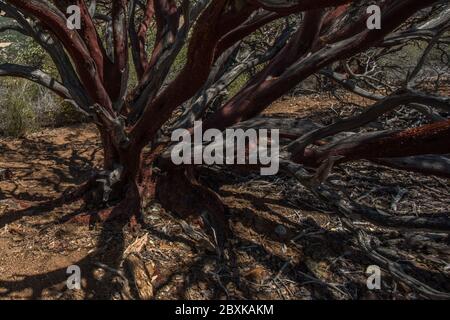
[0, 24, 80, 136]
[52, 100, 87, 126]
[0, 79, 87, 137]
[0, 80, 38, 137]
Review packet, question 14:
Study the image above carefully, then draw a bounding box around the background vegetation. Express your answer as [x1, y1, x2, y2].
[0, 16, 83, 137]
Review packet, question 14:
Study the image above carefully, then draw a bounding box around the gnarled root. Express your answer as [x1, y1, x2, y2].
[155, 166, 228, 248]
[69, 181, 143, 228]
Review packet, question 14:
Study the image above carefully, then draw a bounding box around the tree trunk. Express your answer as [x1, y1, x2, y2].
[81, 128, 227, 238]
[75, 127, 151, 223]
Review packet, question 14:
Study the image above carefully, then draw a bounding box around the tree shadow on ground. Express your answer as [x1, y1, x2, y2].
[0, 128, 449, 300]
[0, 172, 449, 299]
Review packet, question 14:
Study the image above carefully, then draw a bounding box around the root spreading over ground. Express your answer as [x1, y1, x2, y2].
[0, 97, 449, 300]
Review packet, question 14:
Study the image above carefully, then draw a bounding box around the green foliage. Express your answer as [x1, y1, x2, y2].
[228, 72, 250, 97]
[53, 100, 87, 126]
[167, 44, 188, 82]
[0, 80, 38, 137]
[0, 78, 85, 137]
[0, 26, 47, 68]
[0, 21, 84, 136]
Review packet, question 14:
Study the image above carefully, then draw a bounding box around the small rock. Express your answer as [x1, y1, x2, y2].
[244, 266, 268, 283]
[0, 169, 13, 181]
[275, 225, 287, 237]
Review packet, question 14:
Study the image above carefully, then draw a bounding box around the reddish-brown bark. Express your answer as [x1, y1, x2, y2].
[4, 0, 446, 227]
[155, 166, 228, 245]
[8, 0, 114, 113]
[131, 0, 155, 79]
[202, 0, 437, 132]
[297, 120, 450, 166]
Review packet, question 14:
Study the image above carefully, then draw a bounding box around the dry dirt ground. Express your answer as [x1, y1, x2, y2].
[0, 95, 449, 300]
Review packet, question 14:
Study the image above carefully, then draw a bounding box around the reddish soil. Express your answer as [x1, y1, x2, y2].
[0, 96, 448, 300]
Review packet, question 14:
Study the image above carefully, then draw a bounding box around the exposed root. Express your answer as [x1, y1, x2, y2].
[68, 181, 142, 229]
[316, 187, 450, 299]
[282, 160, 450, 299]
[321, 184, 450, 232]
[155, 166, 228, 249]
[283, 160, 450, 231]
[54, 177, 98, 205]
[354, 229, 450, 300]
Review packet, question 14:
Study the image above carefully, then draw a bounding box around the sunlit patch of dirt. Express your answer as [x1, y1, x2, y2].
[0, 124, 103, 299]
[0, 124, 102, 201]
[264, 93, 373, 118]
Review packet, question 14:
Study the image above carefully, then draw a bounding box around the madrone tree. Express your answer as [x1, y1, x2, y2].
[0, 0, 449, 238]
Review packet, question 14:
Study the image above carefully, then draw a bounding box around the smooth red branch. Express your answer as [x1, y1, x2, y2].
[298, 119, 450, 166]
